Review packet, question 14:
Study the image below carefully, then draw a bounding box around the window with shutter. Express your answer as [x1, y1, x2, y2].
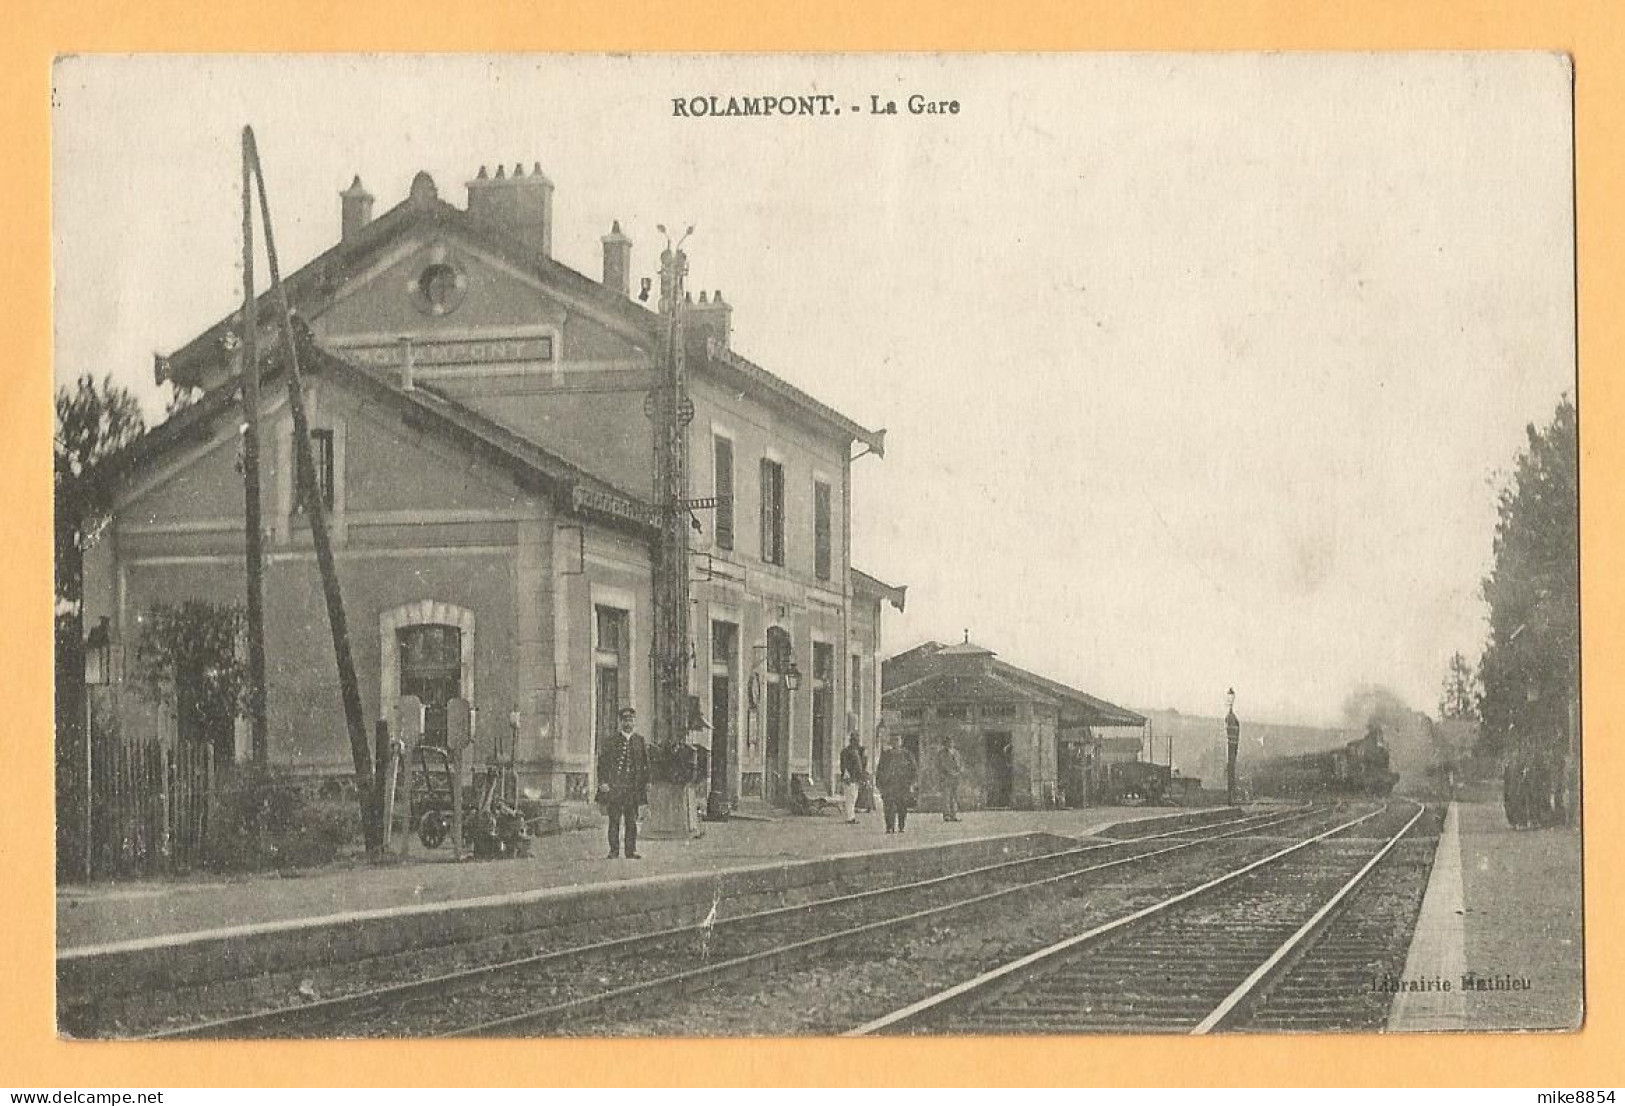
[814, 480, 832, 581]
[760, 458, 784, 565]
[714, 435, 734, 551]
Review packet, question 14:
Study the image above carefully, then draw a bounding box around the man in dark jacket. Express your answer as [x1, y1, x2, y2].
[839, 732, 868, 824]
[874, 732, 919, 834]
[596, 706, 650, 858]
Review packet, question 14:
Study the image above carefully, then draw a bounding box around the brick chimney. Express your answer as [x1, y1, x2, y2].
[601, 220, 632, 296]
[340, 175, 374, 242]
[466, 161, 554, 258]
[687, 290, 733, 348]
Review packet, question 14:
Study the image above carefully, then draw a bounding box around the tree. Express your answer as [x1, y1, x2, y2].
[162, 380, 202, 419]
[1476, 396, 1578, 815]
[55, 375, 145, 754]
[1438, 651, 1480, 721]
[131, 601, 249, 766]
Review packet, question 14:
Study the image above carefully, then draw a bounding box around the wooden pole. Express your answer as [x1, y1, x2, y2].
[240, 136, 271, 768]
[242, 126, 379, 854]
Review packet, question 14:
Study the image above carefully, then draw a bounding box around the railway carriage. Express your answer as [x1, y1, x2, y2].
[1249, 722, 1398, 798]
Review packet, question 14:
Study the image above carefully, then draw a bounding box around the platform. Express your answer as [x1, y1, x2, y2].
[57, 803, 1226, 952]
[1387, 800, 1583, 1032]
[57, 804, 1239, 1014]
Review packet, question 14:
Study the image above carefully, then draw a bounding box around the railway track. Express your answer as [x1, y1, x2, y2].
[137, 805, 1319, 1039]
[846, 799, 1430, 1035]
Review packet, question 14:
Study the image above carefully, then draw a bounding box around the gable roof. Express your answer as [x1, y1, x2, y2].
[114, 327, 658, 538]
[159, 173, 885, 453]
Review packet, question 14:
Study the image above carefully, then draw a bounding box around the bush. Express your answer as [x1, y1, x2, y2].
[205, 776, 358, 872]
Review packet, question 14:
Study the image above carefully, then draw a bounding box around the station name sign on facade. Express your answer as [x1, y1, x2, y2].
[570, 484, 658, 529]
[345, 336, 554, 368]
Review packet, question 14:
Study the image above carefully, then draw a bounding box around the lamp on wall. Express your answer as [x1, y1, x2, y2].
[85, 616, 116, 687]
[751, 637, 802, 691]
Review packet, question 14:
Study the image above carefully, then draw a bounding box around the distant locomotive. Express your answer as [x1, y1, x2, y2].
[1248, 722, 1399, 798]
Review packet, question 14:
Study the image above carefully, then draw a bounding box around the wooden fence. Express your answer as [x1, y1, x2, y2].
[62, 736, 215, 881]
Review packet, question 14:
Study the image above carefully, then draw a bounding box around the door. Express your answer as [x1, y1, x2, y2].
[595, 665, 620, 777]
[765, 681, 787, 803]
[984, 731, 1014, 808]
[764, 626, 792, 804]
[711, 673, 732, 803]
[710, 620, 739, 806]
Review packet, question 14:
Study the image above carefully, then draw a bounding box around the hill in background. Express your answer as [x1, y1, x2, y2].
[1135, 687, 1446, 794]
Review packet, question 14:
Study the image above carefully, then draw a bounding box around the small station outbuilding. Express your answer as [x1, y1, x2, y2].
[880, 639, 1146, 810]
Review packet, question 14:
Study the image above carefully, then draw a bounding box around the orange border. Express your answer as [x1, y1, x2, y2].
[9, 0, 1624, 1088]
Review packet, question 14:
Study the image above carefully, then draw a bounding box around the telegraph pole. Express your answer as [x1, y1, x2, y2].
[239, 136, 270, 767]
[649, 230, 695, 750]
[242, 126, 379, 853]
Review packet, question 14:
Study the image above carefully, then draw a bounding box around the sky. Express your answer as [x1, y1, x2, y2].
[51, 53, 1576, 727]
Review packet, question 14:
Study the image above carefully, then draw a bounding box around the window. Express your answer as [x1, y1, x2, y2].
[813, 480, 832, 581]
[760, 458, 785, 566]
[295, 428, 335, 513]
[713, 436, 735, 551]
[397, 624, 462, 745]
[595, 606, 623, 657]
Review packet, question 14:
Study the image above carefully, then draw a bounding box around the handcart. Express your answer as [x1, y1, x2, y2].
[408, 743, 535, 858]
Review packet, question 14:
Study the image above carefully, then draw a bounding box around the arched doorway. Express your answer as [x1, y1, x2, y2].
[379, 600, 475, 746]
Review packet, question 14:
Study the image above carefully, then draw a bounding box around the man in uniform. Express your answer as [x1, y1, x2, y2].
[875, 731, 919, 834]
[596, 706, 650, 859]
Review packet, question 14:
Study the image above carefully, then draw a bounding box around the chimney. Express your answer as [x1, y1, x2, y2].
[601, 220, 632, 296]
[340, 175, 374, 242]
[466, 161, 554, 258]
[687, 289, 733, 349]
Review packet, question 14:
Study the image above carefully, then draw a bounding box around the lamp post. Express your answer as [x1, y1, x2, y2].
[1224, 687, 1240, 806]
[82, 616, 114, 882]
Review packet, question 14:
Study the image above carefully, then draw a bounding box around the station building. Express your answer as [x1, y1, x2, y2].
[84, 163, 900, 811]
[881, 639, 1146, 809]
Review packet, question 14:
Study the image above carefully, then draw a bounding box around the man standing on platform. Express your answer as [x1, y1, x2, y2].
[597, 706, 650, 859]
[875, 732, 919, 835]
[840, 731, 869, 824]
[936, 738, 965, 822]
